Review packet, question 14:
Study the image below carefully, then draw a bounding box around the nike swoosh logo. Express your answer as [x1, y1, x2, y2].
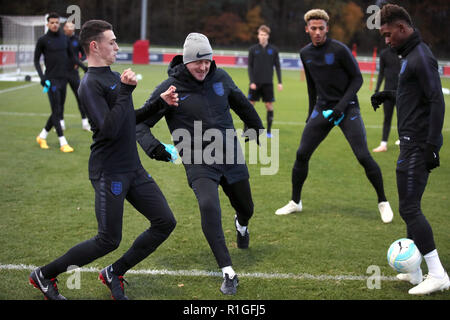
[106, 268, 113, 283]
[110, 84, 117, 90]
[397, 159, 405, 164]
[350, 116, 358, 120]
[35, 271, 49, 292]
[180, 95, 190, 101]
[196, 52, 212, 58]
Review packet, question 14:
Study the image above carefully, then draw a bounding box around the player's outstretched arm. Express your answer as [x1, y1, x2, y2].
[135, 84, 177, 124]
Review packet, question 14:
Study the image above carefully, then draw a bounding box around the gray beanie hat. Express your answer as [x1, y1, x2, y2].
[183, 33, 213, 64]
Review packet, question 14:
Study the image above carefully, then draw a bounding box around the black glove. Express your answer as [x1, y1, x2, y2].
[327, 108, 344, 124]
[150, 143, 171, 162]
[40, 78, 47, 87]
[424, 143, 440, 172]
[370, 91, 396, 111]
[243, 128, 261, 146]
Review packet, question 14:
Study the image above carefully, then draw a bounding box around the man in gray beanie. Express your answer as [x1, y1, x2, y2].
[183, 32, 213, 65]
[136, 32, 264, 295]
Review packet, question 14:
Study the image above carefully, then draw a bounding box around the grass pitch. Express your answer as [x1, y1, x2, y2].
[0, 63, 449, 301]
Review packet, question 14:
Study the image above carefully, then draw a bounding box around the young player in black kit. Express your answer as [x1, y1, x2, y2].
[34, 13, 85, 152]
[372, 46, 401, 152]
[247, 25, 282, 138]
[136, 33, 264, 295]
[61, 21, 91, 131]
[372, 4, 449, 295]
[275, 9, 394, 224]
[29, 20, 178, 300]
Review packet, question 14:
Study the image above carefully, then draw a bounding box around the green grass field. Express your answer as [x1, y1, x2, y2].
[0, 63, 449, 301]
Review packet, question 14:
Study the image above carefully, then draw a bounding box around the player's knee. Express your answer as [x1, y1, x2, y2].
[357, 155, 381, 174]
[198, 196, 220, 215]
[356, 154, 373, 166]
[295, 150, 310, 164]
[399, 202, 422, 223]
[96, 234, 121, 253]
[158, 215, 177, 235]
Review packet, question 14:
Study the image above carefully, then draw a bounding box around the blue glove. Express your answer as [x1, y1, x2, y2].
[42, 80, 51, 93]
[323, 109, 344, 126]
[162, 143, 178, 163]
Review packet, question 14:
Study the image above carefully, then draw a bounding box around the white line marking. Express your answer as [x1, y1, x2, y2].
[0, 111, 79, 118]
[0, 83, 37, 94]
[0, 263, 398, 281]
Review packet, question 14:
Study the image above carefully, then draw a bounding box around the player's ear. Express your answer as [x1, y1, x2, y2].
[89, 40, 98, 53]
[399, 22, 408, 34]
[304, 24, 309, 34]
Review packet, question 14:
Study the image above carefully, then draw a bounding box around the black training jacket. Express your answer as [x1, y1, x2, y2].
[34, 30, 85, 80]
[395, 30, 445, 147]
[300, 37, 363, 120]
[248, 43, 282, 85]
[136, 55, 264, 186]
[78, 66, 165, 179]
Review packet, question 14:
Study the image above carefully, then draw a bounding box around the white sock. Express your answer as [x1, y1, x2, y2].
[60, 119, 65, 129]
[58, 136, 68, 147]
[424, 249, 446, 279]
[410, 266, 423, 283]
[82, 118, 89, 126]
[39, 129, 49, 139]
[222, 266, 236, 279]
[235, 218, 248, 236]
[380, 141, 387, 147]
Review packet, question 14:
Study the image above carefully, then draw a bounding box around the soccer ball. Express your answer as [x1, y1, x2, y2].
[387, 238, 422, 273]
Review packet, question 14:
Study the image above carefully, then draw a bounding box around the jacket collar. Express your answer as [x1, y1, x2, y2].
[396, 29, 421, 58]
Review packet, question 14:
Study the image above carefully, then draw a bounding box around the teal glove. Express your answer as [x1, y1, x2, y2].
[42, 80, 51, 93]
[162, 143, 178, 163]
[323, 109, 344, 125]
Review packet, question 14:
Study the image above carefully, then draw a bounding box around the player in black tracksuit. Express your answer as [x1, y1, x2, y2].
[394, 30, 444, 268]
[276, 10, 392, 222]
[247, 25, 282, 136]
[372, 4, 448, 294]
[34, 14, 85, 151]
[31, 66, 177, 300]
[61, 22, 89, 130]
[373, 47, 401, 152]
[29, 20, 177, 300]
[295, 38, 388, 207]
[373, 4, 448, 294]
[136, 48, 264, 295]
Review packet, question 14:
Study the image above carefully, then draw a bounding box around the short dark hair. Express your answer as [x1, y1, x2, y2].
[380, 4, 413, 27]
[47, 12, 60, 21]
[79, 20, 113, 54]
